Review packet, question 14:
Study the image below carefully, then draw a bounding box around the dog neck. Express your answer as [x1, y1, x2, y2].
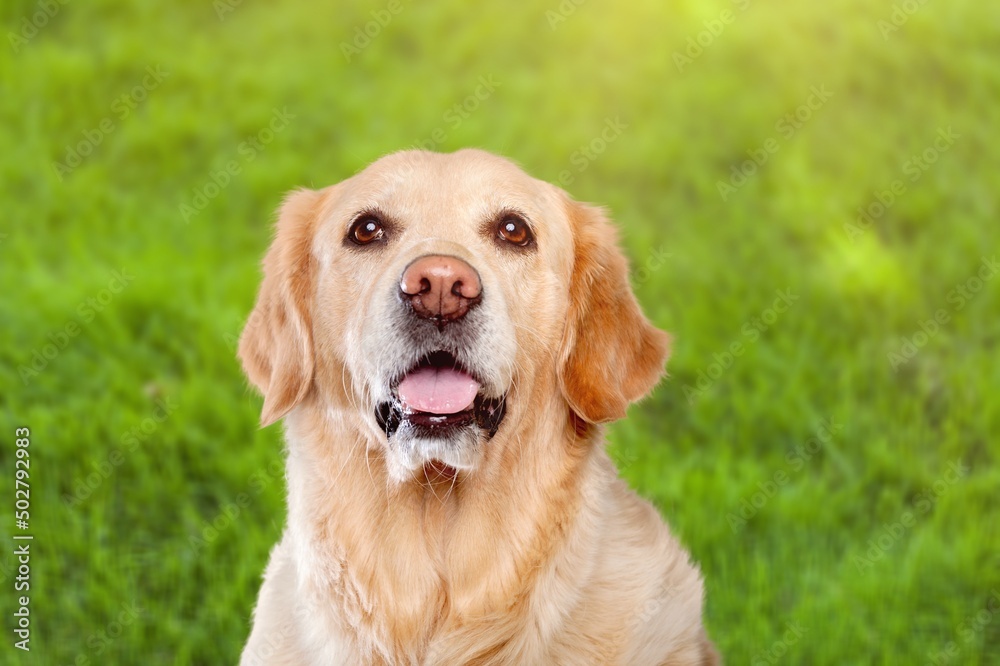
[279, 391, 606, 661]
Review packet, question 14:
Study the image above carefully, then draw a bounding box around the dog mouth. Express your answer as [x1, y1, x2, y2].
[375, 350, 506, 439]
[398, 350, 481, 416]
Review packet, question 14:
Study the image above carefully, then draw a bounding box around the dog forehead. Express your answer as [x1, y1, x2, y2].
[366, 148, 528, 184]
[347, 149, 558, 221]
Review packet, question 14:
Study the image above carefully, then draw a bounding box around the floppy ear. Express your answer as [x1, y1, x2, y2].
[557, 200, 671, 424]
[238, 189, 322, 426]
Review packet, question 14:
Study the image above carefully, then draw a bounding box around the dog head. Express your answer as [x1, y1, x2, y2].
[239, 149, 669, 482]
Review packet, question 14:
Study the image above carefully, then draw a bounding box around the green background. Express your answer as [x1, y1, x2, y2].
[2, 0, 998, 663]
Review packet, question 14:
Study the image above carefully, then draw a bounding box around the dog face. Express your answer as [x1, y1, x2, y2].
[239, 149, 669, 483]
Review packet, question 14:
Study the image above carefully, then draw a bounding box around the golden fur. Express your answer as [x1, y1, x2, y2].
[238, 149, 718, 665]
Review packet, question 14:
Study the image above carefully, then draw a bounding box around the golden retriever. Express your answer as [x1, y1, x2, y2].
[237, 149, 718, 665]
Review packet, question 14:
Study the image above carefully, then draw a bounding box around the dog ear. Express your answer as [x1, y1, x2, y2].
[239, 189, 321, 426]
[557, 199, 671, 425]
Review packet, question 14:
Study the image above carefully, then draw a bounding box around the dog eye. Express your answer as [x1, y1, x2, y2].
[497, 215, 534, 247]
[349, 216, 386, 245]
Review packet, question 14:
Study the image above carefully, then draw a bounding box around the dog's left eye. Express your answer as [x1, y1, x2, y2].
[349, 216, 386, 245]
[497, 215, 534, 247]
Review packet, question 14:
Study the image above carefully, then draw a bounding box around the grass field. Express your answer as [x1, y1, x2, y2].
[2, 0, 999, 663]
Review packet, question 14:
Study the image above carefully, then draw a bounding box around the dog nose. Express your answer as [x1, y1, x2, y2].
[400, 255, 482, 323]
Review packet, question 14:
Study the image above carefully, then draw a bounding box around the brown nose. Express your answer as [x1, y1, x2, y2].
[399, 255, 482, 324]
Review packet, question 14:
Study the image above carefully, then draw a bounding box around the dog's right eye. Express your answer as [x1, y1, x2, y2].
[348, 216, 386, 245]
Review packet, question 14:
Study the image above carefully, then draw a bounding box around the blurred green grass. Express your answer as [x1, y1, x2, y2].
[1, 0, 998, 663]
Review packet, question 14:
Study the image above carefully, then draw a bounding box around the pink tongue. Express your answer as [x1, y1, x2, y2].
[397, 366, 480, 415]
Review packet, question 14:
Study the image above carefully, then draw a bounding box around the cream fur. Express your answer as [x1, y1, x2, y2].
[238, 149, 718, 665]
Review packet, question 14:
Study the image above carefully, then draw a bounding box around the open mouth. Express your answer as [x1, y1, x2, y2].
[398, 350, 480, 421]
[376, 350, 506, 439]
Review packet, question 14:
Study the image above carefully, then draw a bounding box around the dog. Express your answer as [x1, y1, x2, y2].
[238, 149, 718, 665]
